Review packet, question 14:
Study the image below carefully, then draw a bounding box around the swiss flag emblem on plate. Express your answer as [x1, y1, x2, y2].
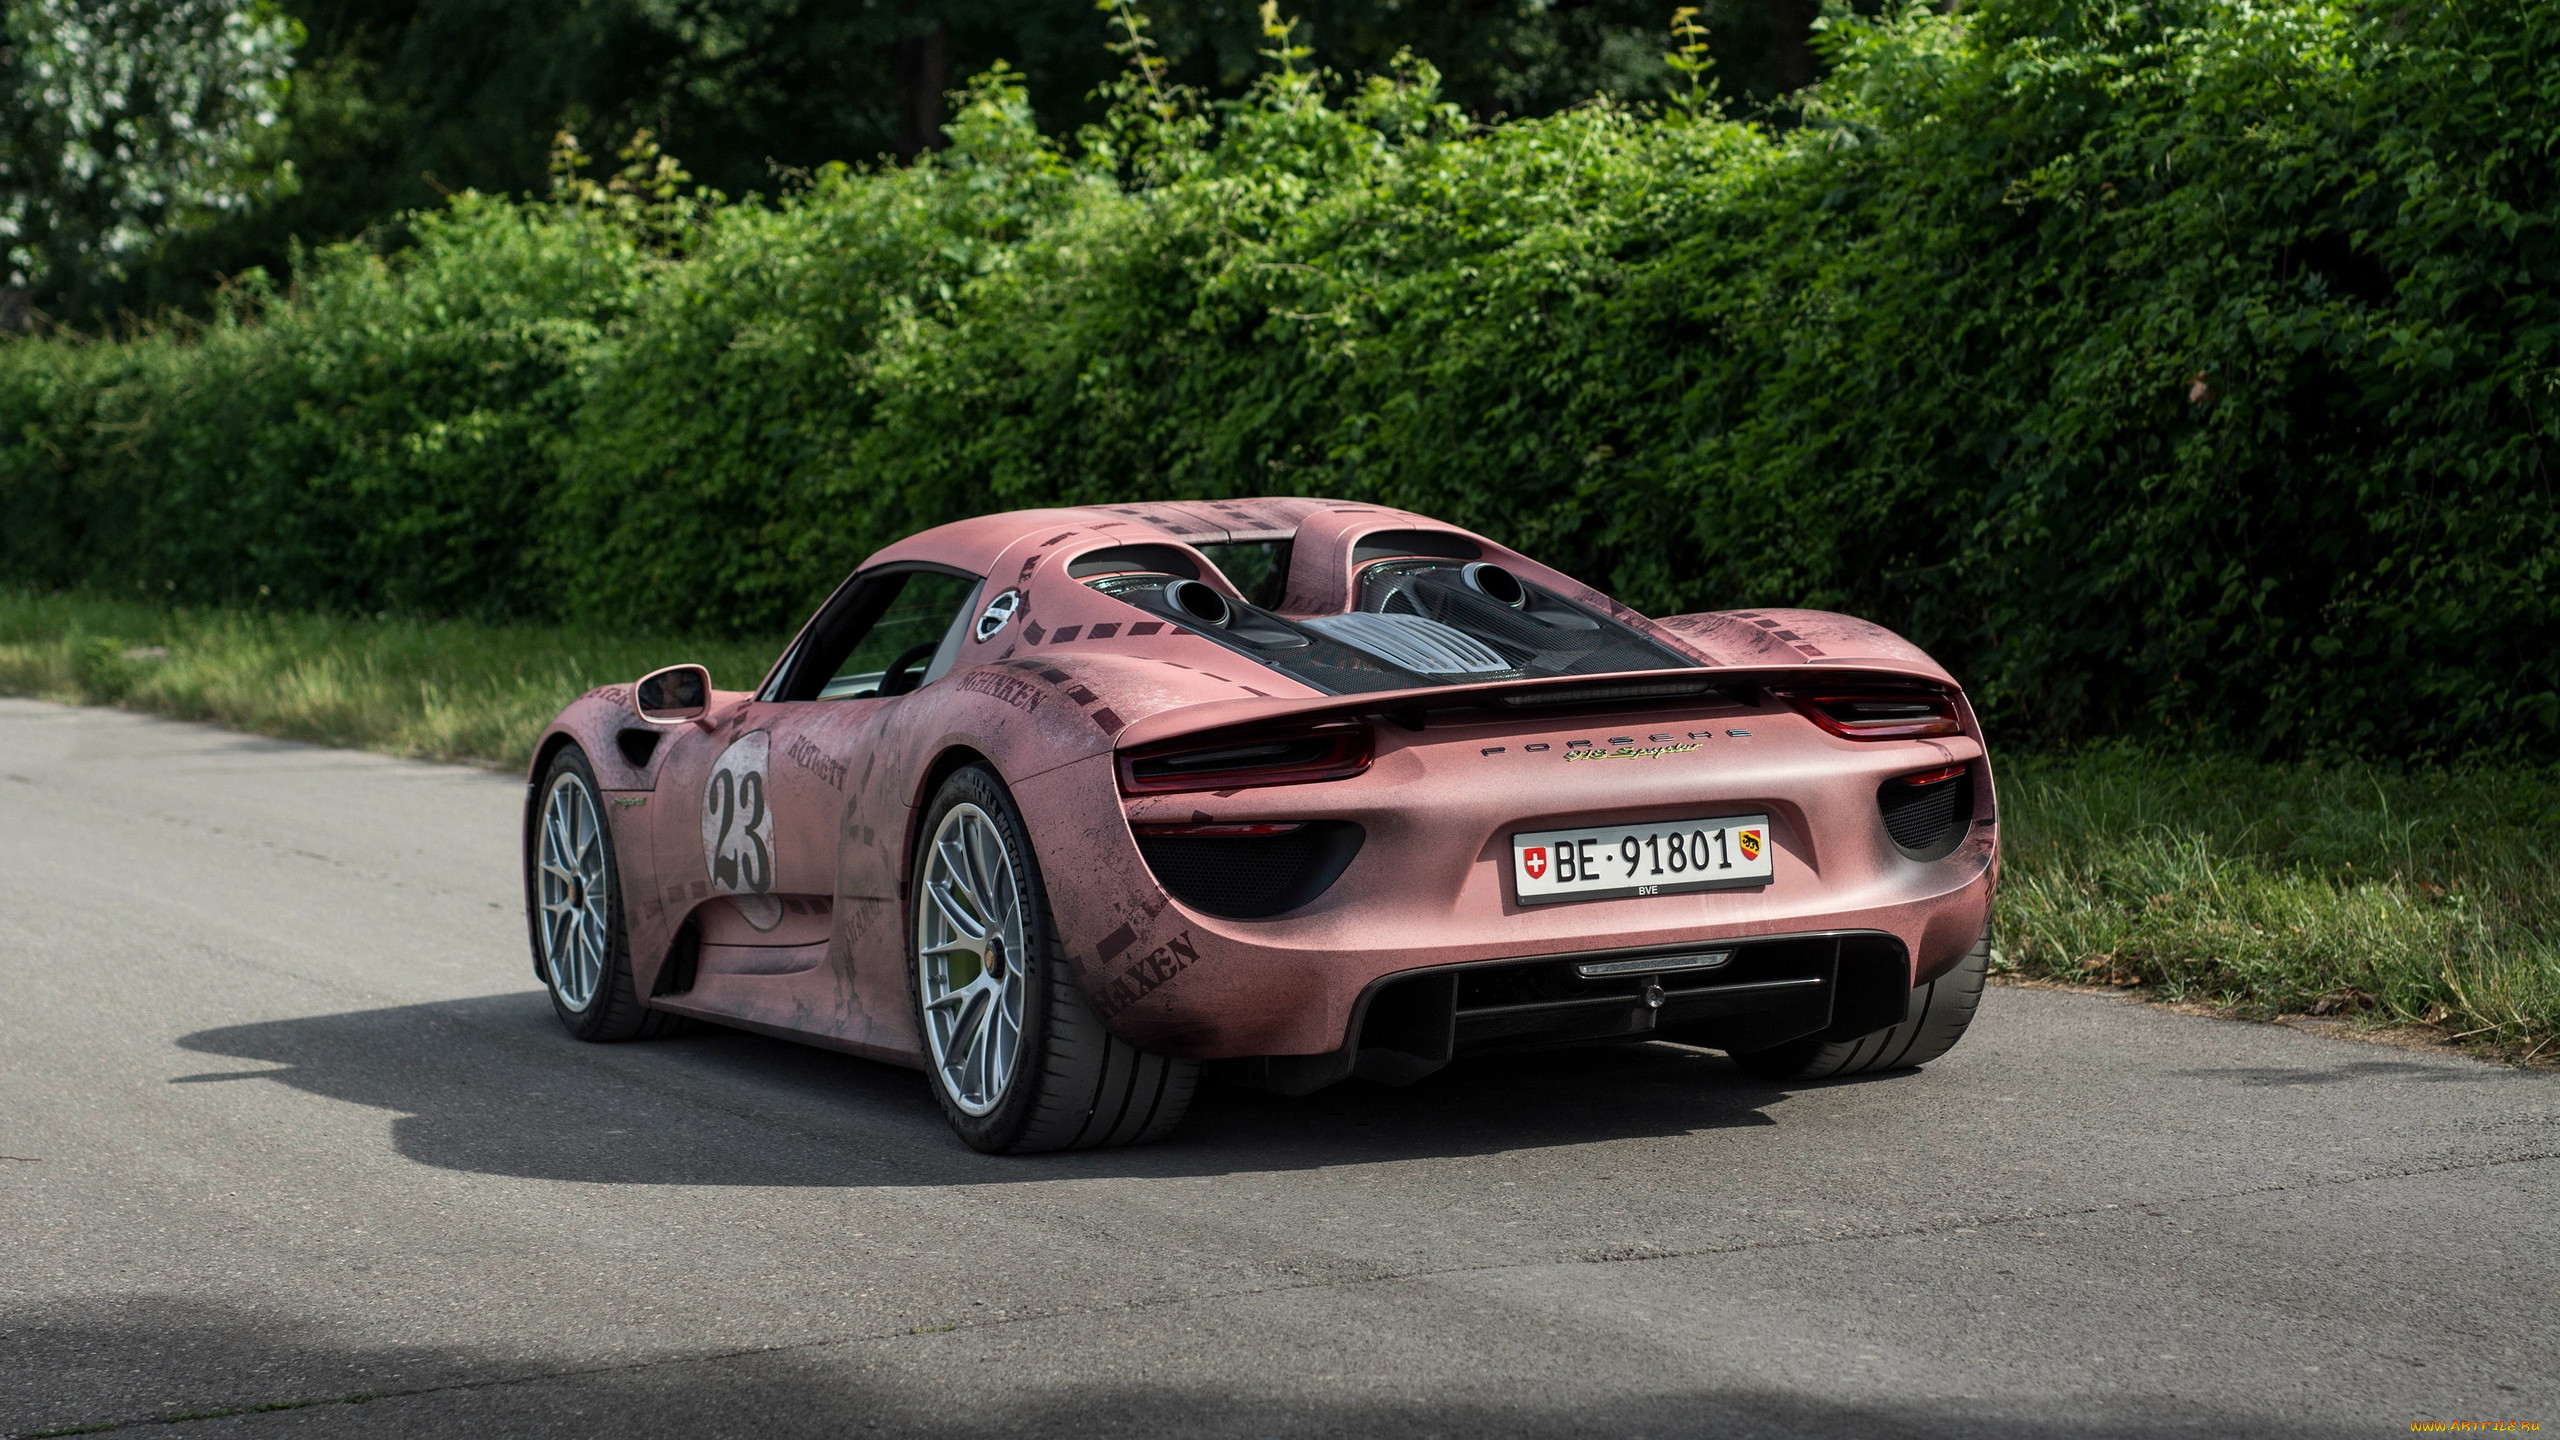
[1522, 846, 1548, 879]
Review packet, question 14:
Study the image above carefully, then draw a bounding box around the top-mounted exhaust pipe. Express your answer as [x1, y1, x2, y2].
[1163, 578, 1234, 629]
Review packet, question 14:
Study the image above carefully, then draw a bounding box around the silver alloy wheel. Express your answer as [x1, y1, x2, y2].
[916, 802, 1029, 1117]
[537, 770, 610, 1013]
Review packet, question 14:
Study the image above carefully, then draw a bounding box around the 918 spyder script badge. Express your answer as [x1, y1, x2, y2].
[1561, 742, 1700, 763]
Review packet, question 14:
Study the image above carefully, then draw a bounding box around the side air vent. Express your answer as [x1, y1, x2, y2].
[1878, 765, 1971, 860]
[615, 728, 663, 768]
[1133, 822, 1364, 919]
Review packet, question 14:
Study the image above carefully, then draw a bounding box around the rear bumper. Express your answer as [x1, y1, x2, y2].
[1227, 929, 1921, 1094]
[1012, 697, 1997, 1064]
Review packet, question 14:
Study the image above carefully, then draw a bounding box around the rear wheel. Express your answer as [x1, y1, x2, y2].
[910, 765, 1198, 1153]
[532, 746, 677, 1042]
[1732, 926, 1991, 1081]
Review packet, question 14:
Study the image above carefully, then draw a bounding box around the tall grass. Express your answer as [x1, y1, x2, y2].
[4, 591, 2552, 1057]
[1995, 751, 2560, 1058]
[0, 591, 781, 767]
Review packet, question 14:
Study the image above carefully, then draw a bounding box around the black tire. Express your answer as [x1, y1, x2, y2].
[531, 746, 681, 1043]
[1732, 926, 1991, 1081]
[909, 764, 1199, 1154]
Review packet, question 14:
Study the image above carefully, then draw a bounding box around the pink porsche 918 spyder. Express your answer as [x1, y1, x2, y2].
[523, 500, 1997, 1152]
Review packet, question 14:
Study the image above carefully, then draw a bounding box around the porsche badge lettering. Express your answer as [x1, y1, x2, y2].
[701, 730, 782, 931]
[1489, 737, 1704, 762]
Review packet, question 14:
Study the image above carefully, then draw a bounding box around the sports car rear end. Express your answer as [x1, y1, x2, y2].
[1027, 671, 1995, 1092]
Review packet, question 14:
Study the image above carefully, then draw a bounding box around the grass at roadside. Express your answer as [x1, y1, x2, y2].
[5, 590, 2554, 1059]
[1993, 751, 2560, 1060]
[0, 590, 780, 767]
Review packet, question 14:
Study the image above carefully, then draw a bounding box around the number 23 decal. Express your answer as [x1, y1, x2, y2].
[701, 731, 777, 917]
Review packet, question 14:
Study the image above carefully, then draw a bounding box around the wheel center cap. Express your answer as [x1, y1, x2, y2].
[983, 935, 1007, 979]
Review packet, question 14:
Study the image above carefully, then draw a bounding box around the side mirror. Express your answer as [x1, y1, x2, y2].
[634, 664, 712, 725]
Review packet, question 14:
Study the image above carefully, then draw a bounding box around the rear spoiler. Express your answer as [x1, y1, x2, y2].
[1109, 663, 1966, 754]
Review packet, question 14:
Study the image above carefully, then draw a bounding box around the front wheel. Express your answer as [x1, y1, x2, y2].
[910, 765, 1198, 1153]
[531, 746, 677, 1042]
[1732, 926, 1991, 1081]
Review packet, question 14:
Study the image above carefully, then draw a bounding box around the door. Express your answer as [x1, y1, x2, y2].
[649, 567, 984, 1043]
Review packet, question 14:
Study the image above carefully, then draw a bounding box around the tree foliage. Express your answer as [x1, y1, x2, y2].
[0, 0, 298, 316]
[2, 0, 2552, 759]
[97, 0, 1832, 321]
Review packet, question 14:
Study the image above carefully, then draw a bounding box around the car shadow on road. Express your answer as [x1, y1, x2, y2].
[3, 1292, 2358, 1440]
[170, 991, 1879, 1188]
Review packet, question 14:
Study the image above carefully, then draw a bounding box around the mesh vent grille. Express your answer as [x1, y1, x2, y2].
[1877, 769, 1970, 858]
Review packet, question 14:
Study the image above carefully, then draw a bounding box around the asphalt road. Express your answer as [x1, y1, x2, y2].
[2, 697, 2553, 1439]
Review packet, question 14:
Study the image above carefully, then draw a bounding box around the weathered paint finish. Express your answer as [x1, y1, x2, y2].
[524, 500, 2001, 1071]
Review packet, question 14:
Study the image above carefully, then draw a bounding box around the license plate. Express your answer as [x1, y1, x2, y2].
[1511, 814, 1773, 904]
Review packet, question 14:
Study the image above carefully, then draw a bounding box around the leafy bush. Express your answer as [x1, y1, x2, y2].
[1, 0, 2554, 758]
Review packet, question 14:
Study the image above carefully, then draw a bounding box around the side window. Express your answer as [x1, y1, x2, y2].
[776, 569, 983, 702]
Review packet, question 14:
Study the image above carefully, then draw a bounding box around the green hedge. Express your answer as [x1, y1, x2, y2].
[4, 0, 2556, 758]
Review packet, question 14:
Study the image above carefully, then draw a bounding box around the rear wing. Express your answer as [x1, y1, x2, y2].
[1109, 660, 1967, 755]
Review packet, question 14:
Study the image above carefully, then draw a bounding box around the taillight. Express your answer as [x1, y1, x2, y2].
[1117, 722, 1374, 795]
[1776, 687, 1964, 740]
